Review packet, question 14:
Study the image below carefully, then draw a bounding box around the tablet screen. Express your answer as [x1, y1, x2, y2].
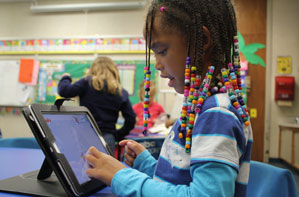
[42, 113, 108, 185]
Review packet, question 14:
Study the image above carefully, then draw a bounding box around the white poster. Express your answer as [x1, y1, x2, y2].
[0, 60, 35, 106]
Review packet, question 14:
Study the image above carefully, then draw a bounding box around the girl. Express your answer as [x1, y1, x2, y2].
[85, 0, 253, 196]
[58, 56, 136, 154]
[133, 81, 165, 128]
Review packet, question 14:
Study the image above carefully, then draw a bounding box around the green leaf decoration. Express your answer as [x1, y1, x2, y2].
[242, 43, 265, 54]
[238, 32, 265, 67]
[243, 53, 266, 67]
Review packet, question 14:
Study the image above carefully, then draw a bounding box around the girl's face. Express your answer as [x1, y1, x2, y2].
[149, 16, 187, 94]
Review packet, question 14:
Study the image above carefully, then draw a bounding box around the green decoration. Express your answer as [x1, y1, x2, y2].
[238, 32, 266, 67]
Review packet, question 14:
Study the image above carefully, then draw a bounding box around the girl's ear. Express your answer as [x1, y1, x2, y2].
[203, 26, 212, 52]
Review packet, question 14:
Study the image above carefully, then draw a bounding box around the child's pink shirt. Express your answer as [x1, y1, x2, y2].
[133, 102, 165, 128]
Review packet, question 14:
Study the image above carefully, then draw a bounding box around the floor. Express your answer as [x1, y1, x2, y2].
[268, 159, 299, 196]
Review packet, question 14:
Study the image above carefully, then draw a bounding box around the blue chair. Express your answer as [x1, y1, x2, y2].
[247, 160, 297, 197]
[0, 137, 40, 149]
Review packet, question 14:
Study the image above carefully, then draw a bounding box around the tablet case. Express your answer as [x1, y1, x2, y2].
[0, 99, 114, 197]
[0, 170, 114, 197]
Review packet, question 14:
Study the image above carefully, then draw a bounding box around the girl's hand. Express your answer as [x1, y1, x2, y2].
[119, 140, 146, 167]
[85, 146, 126, 186]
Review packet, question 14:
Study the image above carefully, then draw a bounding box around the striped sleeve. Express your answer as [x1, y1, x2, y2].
[190, 94, 246, 171]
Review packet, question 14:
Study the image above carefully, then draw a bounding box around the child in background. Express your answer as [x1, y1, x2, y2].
[58, 56, 136, 153]
[133, 81, 165, 128]
[85, 1, 253, 196]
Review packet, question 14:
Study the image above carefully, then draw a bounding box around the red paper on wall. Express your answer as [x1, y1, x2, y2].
[18, 59, 34, 83]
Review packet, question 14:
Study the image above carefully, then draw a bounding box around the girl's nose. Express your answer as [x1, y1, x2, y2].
[155, 61, 163, 71]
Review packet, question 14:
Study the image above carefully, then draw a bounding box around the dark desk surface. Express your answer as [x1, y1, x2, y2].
[0, 147, 113, 197]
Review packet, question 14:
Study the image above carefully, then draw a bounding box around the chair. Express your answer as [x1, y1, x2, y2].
[247, 160, 297, 197]
[0, 137, 40, 149]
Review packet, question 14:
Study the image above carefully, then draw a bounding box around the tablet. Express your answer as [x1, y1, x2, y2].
[23, 103, 112, 197]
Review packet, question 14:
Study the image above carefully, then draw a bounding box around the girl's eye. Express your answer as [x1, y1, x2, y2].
[157, 49, 167, 56]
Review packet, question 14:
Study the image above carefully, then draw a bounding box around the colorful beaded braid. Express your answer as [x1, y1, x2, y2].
[233, 36, 249, 116]
[233, 36, 242, 90]
[143, 4, 154, 136]
[143, 66, 151, 135]
[196, 66, 215, 114]
[221, 66, 250, 126]
[179, 57, 191, 141]
[177, 36, 250, 153]
[179, 55, 215, 153]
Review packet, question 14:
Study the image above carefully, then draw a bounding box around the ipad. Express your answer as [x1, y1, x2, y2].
[23, 103, 112, 197]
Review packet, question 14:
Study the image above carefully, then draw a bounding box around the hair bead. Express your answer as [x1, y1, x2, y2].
[160, 6, 166, 12]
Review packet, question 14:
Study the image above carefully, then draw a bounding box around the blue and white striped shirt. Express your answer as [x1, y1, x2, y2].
[111, 93, 253, 196]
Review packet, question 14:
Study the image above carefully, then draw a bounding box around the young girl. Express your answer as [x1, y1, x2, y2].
[58, 56, 136, 153]
[85, 0, 253, 196]
[133, 81, 165, 128]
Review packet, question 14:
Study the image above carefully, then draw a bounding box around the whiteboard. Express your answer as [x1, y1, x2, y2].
[0, 60, 35, 106]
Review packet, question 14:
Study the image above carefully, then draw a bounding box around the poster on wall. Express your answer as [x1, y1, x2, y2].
[37, 61, 65, 103]
[277, 56, 292, 74]
[0, 60, 35, 106]
[118, 65, 136, 95]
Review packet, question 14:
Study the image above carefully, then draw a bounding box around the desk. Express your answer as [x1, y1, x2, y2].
[279, 123, 299, 169]
[0, 147, 114, 197]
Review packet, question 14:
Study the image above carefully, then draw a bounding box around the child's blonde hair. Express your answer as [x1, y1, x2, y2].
[86, 56, 122, 95]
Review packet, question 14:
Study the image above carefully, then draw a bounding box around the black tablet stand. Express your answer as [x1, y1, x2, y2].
[37, 157, 54, 180]
[54, 98, 72, 111]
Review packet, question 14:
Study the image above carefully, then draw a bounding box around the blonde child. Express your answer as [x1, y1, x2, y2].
[85, 1, 253, 196]
[58, 56, 136, 153]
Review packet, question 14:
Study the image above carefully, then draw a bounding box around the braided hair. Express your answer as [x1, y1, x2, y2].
[143, 0, 248, 150]
[145, 0, 238, 77]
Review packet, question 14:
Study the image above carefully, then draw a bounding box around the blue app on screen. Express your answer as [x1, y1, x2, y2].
[42, 113, 108, 184]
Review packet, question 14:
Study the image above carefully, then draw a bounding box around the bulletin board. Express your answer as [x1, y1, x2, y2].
[0, 59, 156, 107]
[36, 60, 156, 105]
[37, 60, 91, 104]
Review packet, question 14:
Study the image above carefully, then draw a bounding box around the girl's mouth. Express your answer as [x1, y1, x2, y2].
[160, 75, 175, 87]
[168, 77, 175, 87]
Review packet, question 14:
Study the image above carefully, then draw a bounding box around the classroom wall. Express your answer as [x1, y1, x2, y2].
[0, 0, 178, 138]
[0, 0, 146, 38]
[265, 0, 299, 160]
[0, 0, 150, 138]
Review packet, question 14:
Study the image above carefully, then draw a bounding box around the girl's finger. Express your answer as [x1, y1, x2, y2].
[88, 146, 102, 159]
[126, 142, 145, 155]
[125, 146, 136, 158]
[124, 152, 135, 164]
[86, 168, 99, 178]
[119, 139, 133, 146]
[124, 159, 133, 167]
[85, 154, 97, 166]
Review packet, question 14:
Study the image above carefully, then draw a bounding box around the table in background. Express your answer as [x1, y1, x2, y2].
[0, 147, 113, 197]
[279, 123, 299, 170]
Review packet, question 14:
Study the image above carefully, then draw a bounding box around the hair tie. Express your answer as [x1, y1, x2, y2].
[160, 6, 166, 12]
